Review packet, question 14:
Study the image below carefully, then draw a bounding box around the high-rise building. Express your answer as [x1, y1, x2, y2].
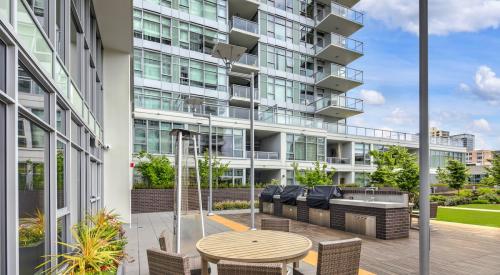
[466, 149, 498, 166]
[130, 0, 467, 188]
[451, 133, 475, 151]
[431, 127, 450, 138]
[0, 0, 132, 273]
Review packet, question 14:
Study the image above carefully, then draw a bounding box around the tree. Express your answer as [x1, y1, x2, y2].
[444, 159, 470, 195]
[135, 152, 175, 188]
[436, 167, 449, 185]
[370, 146, 420, 202]
[198, 151, 230, 188]
[485, 154, 500, 185]
[291, 161, 334, 187]
[479, 175, 495, 187]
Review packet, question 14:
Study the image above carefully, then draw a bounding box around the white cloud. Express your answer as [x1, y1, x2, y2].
[358, 0, 500, 35]
[471, 118, 491, 132]
[459, 83, 471, 92]
[473, 66, 500, 104]
[385, 108, 414, 125]
[359, 89, 386, 105]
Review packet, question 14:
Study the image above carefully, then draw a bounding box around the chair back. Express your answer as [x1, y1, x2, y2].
[158, 230, 169, 252]
[316, 238, 362, 275]
[430, 202, 438, 219]
[261, 218, 290, 232]
[147, 248, 191, 275]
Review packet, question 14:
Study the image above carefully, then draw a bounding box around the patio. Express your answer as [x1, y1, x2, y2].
[124, 211, 500, 275]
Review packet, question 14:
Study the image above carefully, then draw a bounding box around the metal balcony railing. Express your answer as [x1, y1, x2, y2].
[316, 1, 364, 24]
[236, 53, 258, 66]
[316, 64, 363, 83]
[230, 16, 258, 34]
[247, 151, 280, 160]
[231, 84, 259, 100]
[312, 96, 363, 112]
[325, 123, 419, 142]
[326, 157, 351, 164]
[316, 33, 363, 54]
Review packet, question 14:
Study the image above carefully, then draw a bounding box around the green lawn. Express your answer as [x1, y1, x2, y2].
[436, 207, 500, 228]
[456, 204, 500, 210]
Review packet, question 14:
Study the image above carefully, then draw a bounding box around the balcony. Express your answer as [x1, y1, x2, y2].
[258, 112, 325, 129]
[246, 151, 280, 160]
[317, 0, 361, 8]
[312, 96, 363, 118]
[316, 33, 363, 65]
[325, 123, 419, 142]
[229, 16, 259, 49]
[315, 64, 363, 92]
[228, 0, 259, 20]
[231, 53, 259, 74]
[316, 2, 363, 36]
[230, 84, 260, 107]
[326, 157, 351, 164]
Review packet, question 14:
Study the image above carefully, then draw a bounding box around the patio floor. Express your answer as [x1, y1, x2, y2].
[124, 211, 500, 275]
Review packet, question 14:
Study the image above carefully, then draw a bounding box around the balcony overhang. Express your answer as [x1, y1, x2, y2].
[231, 62, 259, 74]
[316, 75, 362, 92]
[315, 105, 363, 118]
[316, 14, 363, 36]
[93, 0, 132, 53]
[229, 29, 260, 49]
[317, 0, 360, 8]
[229, 0, 259, 19]
[229, 96, 260, 108]
[316, 44, 363, 65]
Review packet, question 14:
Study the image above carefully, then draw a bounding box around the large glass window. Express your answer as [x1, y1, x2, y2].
[55, 0, 65, 59]
[18, 65, 50, 123]
[57, 141, 67, 209]
[26, 0, 49, 33]
[143, 12, 160, 43]
[0, 40, 5, 92]
[0, 0, 8, 22]
[355, 143, 371, 165]
[18, 116, 48, 275]
[287, 134, 324, 161]
[0, 102, 6, 275]
[143, 50, 161, 80]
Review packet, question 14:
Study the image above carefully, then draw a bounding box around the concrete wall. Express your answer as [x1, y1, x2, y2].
[103, 49, 132, 223]
[260, 133, 281, 154]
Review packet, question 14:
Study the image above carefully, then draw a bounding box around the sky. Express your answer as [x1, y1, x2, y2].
[346, 0, 500, 150]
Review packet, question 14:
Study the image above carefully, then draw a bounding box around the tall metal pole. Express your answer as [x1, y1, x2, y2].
[419, 0, 430, 274]
[208, 114, 214, 216]
[250, 71, 256, 230]
[192, 135, 206, 237]
[174, 131, 183, 254]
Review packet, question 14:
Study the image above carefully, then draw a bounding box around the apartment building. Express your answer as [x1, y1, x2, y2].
[0, 0, 132, 273]
[466, 149, 498, 166]
[131, 0, 467, 188]
[431, 127, 450, 138]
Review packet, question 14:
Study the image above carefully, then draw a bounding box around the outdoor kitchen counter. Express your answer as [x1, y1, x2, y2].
[329, 199, 407, 209]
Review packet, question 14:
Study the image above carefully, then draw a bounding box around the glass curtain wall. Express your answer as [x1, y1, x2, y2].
[430, 150, 466, 168]
[286, 134, 325, 161]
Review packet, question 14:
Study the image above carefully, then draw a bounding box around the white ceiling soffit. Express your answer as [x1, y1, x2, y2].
[92, 0, 133, 53]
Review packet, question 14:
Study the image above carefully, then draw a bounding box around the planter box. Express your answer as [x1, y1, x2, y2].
[19, 241, 44, 275]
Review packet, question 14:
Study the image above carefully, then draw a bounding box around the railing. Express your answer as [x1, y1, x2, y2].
[231, 84, 260, 100]
[316, 33, 363, 54]
[316, 64, 363, 83]
[326, 157, 351, 164]
[259, 113, 325, 129]
[325, 123, 419, 142]
[312, 96, 363, 112]
[317, 1, 364, 24]
[230, 16, 259, 34]
[236, 53, 258, 67]
[247, 151, 280, 160]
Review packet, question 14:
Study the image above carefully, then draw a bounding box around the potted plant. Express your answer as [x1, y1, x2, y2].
[19, 209, 45, 275]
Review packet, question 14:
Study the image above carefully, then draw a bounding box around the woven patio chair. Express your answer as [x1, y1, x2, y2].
[158, 230, 169, 252]
[156, 233, 208, 273]
[293, 238, 362, 275]
[147, 248, 203, 275]
[217, 260, 282, 275]
[261, 218, 290, 232]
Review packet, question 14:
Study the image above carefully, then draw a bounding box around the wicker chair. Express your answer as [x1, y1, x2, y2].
[147, 248, 203, 275]
[261, 218, 290, 232]
[158, 230, 169, 252]
[155, 232, 208, 274]
[217, 260, 282, 275]
[293, 238, 362, 275]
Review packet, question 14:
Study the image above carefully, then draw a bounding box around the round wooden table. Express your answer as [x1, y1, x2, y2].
[196, 230, 312, 275]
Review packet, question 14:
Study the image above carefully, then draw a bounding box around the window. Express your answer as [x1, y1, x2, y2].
[287, 134, 324, 161]
[133, 9, 142, 38]
[26, 0, 49, 33]
[56, 0, 65, 59]
[143, 51, 161, 80]
[0, 0, 8, 21]
[57, 141, 67, 208]
[18, 116, 48, 274]
[56, 104, 66, 134]
[0, 102, 6, 275]
[134, 119, 147, 152]
[18, 65, 50, 123]
[143, 12, 160, 43]
[355, 172, 370, 187]
[70, 18, 81, 88]
[0, 40, 5, 92]
[355, 143, 370, 165]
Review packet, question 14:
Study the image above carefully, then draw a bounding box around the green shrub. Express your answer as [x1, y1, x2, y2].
[458, 189, 473, 198]
[134, 152, 175, 189]
[213, 200, 259, 211]
[477, 188, 495, 196]
[497, 189, 500, 195]
[478, 194, 499, 204]
[443, 196, 471, 206]
[430, 195, 447, 206]
[471, 199, 490, 204]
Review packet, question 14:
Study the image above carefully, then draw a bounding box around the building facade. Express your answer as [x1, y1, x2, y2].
[131, 0, 467, 188]
[451, 133, 475, 152]
[466, 149, 497, 166]
[0, 0, 132, 274]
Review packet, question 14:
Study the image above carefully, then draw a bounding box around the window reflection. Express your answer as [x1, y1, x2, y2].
[18, 66, 49, 123]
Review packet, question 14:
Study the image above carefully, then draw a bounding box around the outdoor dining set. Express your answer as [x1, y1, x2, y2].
[146, 217, 362, 275]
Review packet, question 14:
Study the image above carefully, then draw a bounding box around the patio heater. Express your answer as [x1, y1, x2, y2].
[171, 129, 206, 254]
[212, 42, 258, 230]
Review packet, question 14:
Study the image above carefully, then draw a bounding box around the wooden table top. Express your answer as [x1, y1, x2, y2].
[196, 230, 312, 263]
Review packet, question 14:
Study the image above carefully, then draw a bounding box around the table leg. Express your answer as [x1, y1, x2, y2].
[201, 257, 209, 275]
[281, 261, 288, 275]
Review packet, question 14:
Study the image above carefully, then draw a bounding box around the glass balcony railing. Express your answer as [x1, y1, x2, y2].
[230, 16, 258, 34]
[326, 157, 351, 164]
[316, 33, 363, 54]
[231, 84, 260, 100]
[317, 2, 364, 24]
[325, 123, 419, 142]
[312, 96, 363, 112]
[316, 64, 363, 83]
[246, 151, 280, 160]
[236, 53, 258, 67]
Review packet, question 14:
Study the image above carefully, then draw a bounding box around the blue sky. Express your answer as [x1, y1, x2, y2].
[346, 0, 500, 149]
